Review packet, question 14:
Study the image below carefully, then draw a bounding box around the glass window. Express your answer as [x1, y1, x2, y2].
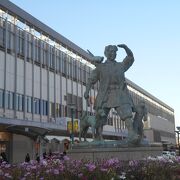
[0, 89, 4, 108]
[42, 43, 48, 66]
[69, 58, 73, 78]
[56, 54, 59, 71]
[34, 98, 40, 114]
[8, 92, 13, 109]
[42, 100, 47, 115]
[18, 94, 23, 111]
[15, 94, 18, 110]
[5, 92, 8, 108]
[50, 102, 55, 117]
[17, 29, 24, 55]
[73, 60, 77, 80]
[56, 103, 60, 117]
[0, 25, 5, 47]
[26, 96, 32, 113]
[27, 34, 32, 60]
[62, 53, 67, 75]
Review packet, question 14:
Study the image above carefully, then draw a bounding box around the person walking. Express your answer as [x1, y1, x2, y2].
[25, 153, 30, 162]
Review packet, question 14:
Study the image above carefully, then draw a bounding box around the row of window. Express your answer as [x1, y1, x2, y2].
[0, 17, 98, 89]
[0, 89, 85, 119]
[0, 89, 48, 115]
[129, 90, 174, 122]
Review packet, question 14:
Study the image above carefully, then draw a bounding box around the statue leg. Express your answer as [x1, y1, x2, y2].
[116, 105, 139, 143]
[95, 107, 110, 141]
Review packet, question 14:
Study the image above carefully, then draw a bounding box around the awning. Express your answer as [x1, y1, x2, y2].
[5, 125, 51, 140]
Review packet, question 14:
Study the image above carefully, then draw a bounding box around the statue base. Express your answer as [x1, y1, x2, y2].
[67, 141, 163, 161]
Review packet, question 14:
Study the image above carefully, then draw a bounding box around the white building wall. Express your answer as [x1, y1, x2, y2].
[12, 134, 34, 163]
[61, 77, 66, 105]
[42, 69, 47, 100]
[73, 81, 77, 95]
[34, 65, 40, 98]
[17, 58, 24, 94]
[149, 114, 174, 133]
[77, 84, 81, 97]
[161, 136, 175, 144]
[82, 85, 86, 110]
[49, 72, 54, 102]
[55, 74, 60, 103]
[0, 51, 5, 89]
[144, 129, 154, 143]
[6, 54, 15, 92]
[67, 79, 71, 94]
[26, 62, 32, 96]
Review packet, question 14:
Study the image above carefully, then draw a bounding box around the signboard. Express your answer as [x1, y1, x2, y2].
[67, 119, 79, 133]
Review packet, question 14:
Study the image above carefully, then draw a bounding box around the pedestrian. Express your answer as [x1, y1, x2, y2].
[25, 153, 30, 162]
[60, 151, 67, 160]
[48, 149, 52, 157]
[36, 153, 40, 163]
[43, 151, 47, 159]
[0, 152, 8, 163]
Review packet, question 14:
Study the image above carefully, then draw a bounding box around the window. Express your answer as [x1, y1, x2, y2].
[26, 96, 32, 113]
[73, 60, 77, 80]
[56, 52, 60, 71]
[69, 57, 73, 78]
[62, 53, 67, 75]
[34, 98, 40, 114]
[15, 94, 23, 111]
[56, 103, 60, 117]
[42, 100, 48, 115]
[7, 22, 15, 52]
[0, 89, 4, 108]
[8, 92, 13, 109]
[0, 17, 5, 48]
[49, 47, 55, 69]
[42, 42, 48, 66]
[17, 29, 24, 56]
[18, 94, 23, 111]
[27, 34, 33, 60]
[49, 102, 55, 117]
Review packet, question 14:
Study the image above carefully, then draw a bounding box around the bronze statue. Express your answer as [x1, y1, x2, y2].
[84, 44, 139, 143]
[79, 109, 106, 142]
[133, 101, 148, 140]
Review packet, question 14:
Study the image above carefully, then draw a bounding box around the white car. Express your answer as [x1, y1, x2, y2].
[162, 151, 176, 158]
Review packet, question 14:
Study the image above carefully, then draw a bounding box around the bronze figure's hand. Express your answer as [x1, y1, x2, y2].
[117, 44, 127, 48]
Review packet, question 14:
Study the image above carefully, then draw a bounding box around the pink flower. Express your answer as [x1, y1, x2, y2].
[85, 163, 96, 172]
[100, 168, 108, 172]
[53, 169, 59, 175]
[63, 156, 70, 161]
[78, 173, 83, 177]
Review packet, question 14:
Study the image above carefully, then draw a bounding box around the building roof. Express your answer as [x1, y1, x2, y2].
[0, 0, 93, 61]
[126, 78, 174, 112]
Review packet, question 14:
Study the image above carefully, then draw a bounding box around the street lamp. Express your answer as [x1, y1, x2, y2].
[175, 126, 180, 156]
[68, 103, 76, 144]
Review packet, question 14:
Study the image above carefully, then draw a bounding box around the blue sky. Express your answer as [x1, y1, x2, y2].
[10, 0, 180, 127]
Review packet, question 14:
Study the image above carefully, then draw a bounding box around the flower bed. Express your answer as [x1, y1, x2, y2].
[0, 153, 180, 179]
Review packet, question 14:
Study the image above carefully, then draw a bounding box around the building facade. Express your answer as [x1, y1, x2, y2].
[0, 0, 175, 163]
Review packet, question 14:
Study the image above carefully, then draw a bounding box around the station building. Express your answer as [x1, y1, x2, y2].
[0, 0, 175, 163]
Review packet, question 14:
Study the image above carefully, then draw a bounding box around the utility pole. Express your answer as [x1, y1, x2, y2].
[175, 127, 180, 156]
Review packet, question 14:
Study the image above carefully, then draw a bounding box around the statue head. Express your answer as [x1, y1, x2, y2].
[104, 45, 118, 61]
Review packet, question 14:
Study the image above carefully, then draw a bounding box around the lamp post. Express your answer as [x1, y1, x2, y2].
[68, 103, 76, 144]
[175, 127, 180, 156]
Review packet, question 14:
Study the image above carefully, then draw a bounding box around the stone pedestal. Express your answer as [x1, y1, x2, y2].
[67, 144, 163, 161]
